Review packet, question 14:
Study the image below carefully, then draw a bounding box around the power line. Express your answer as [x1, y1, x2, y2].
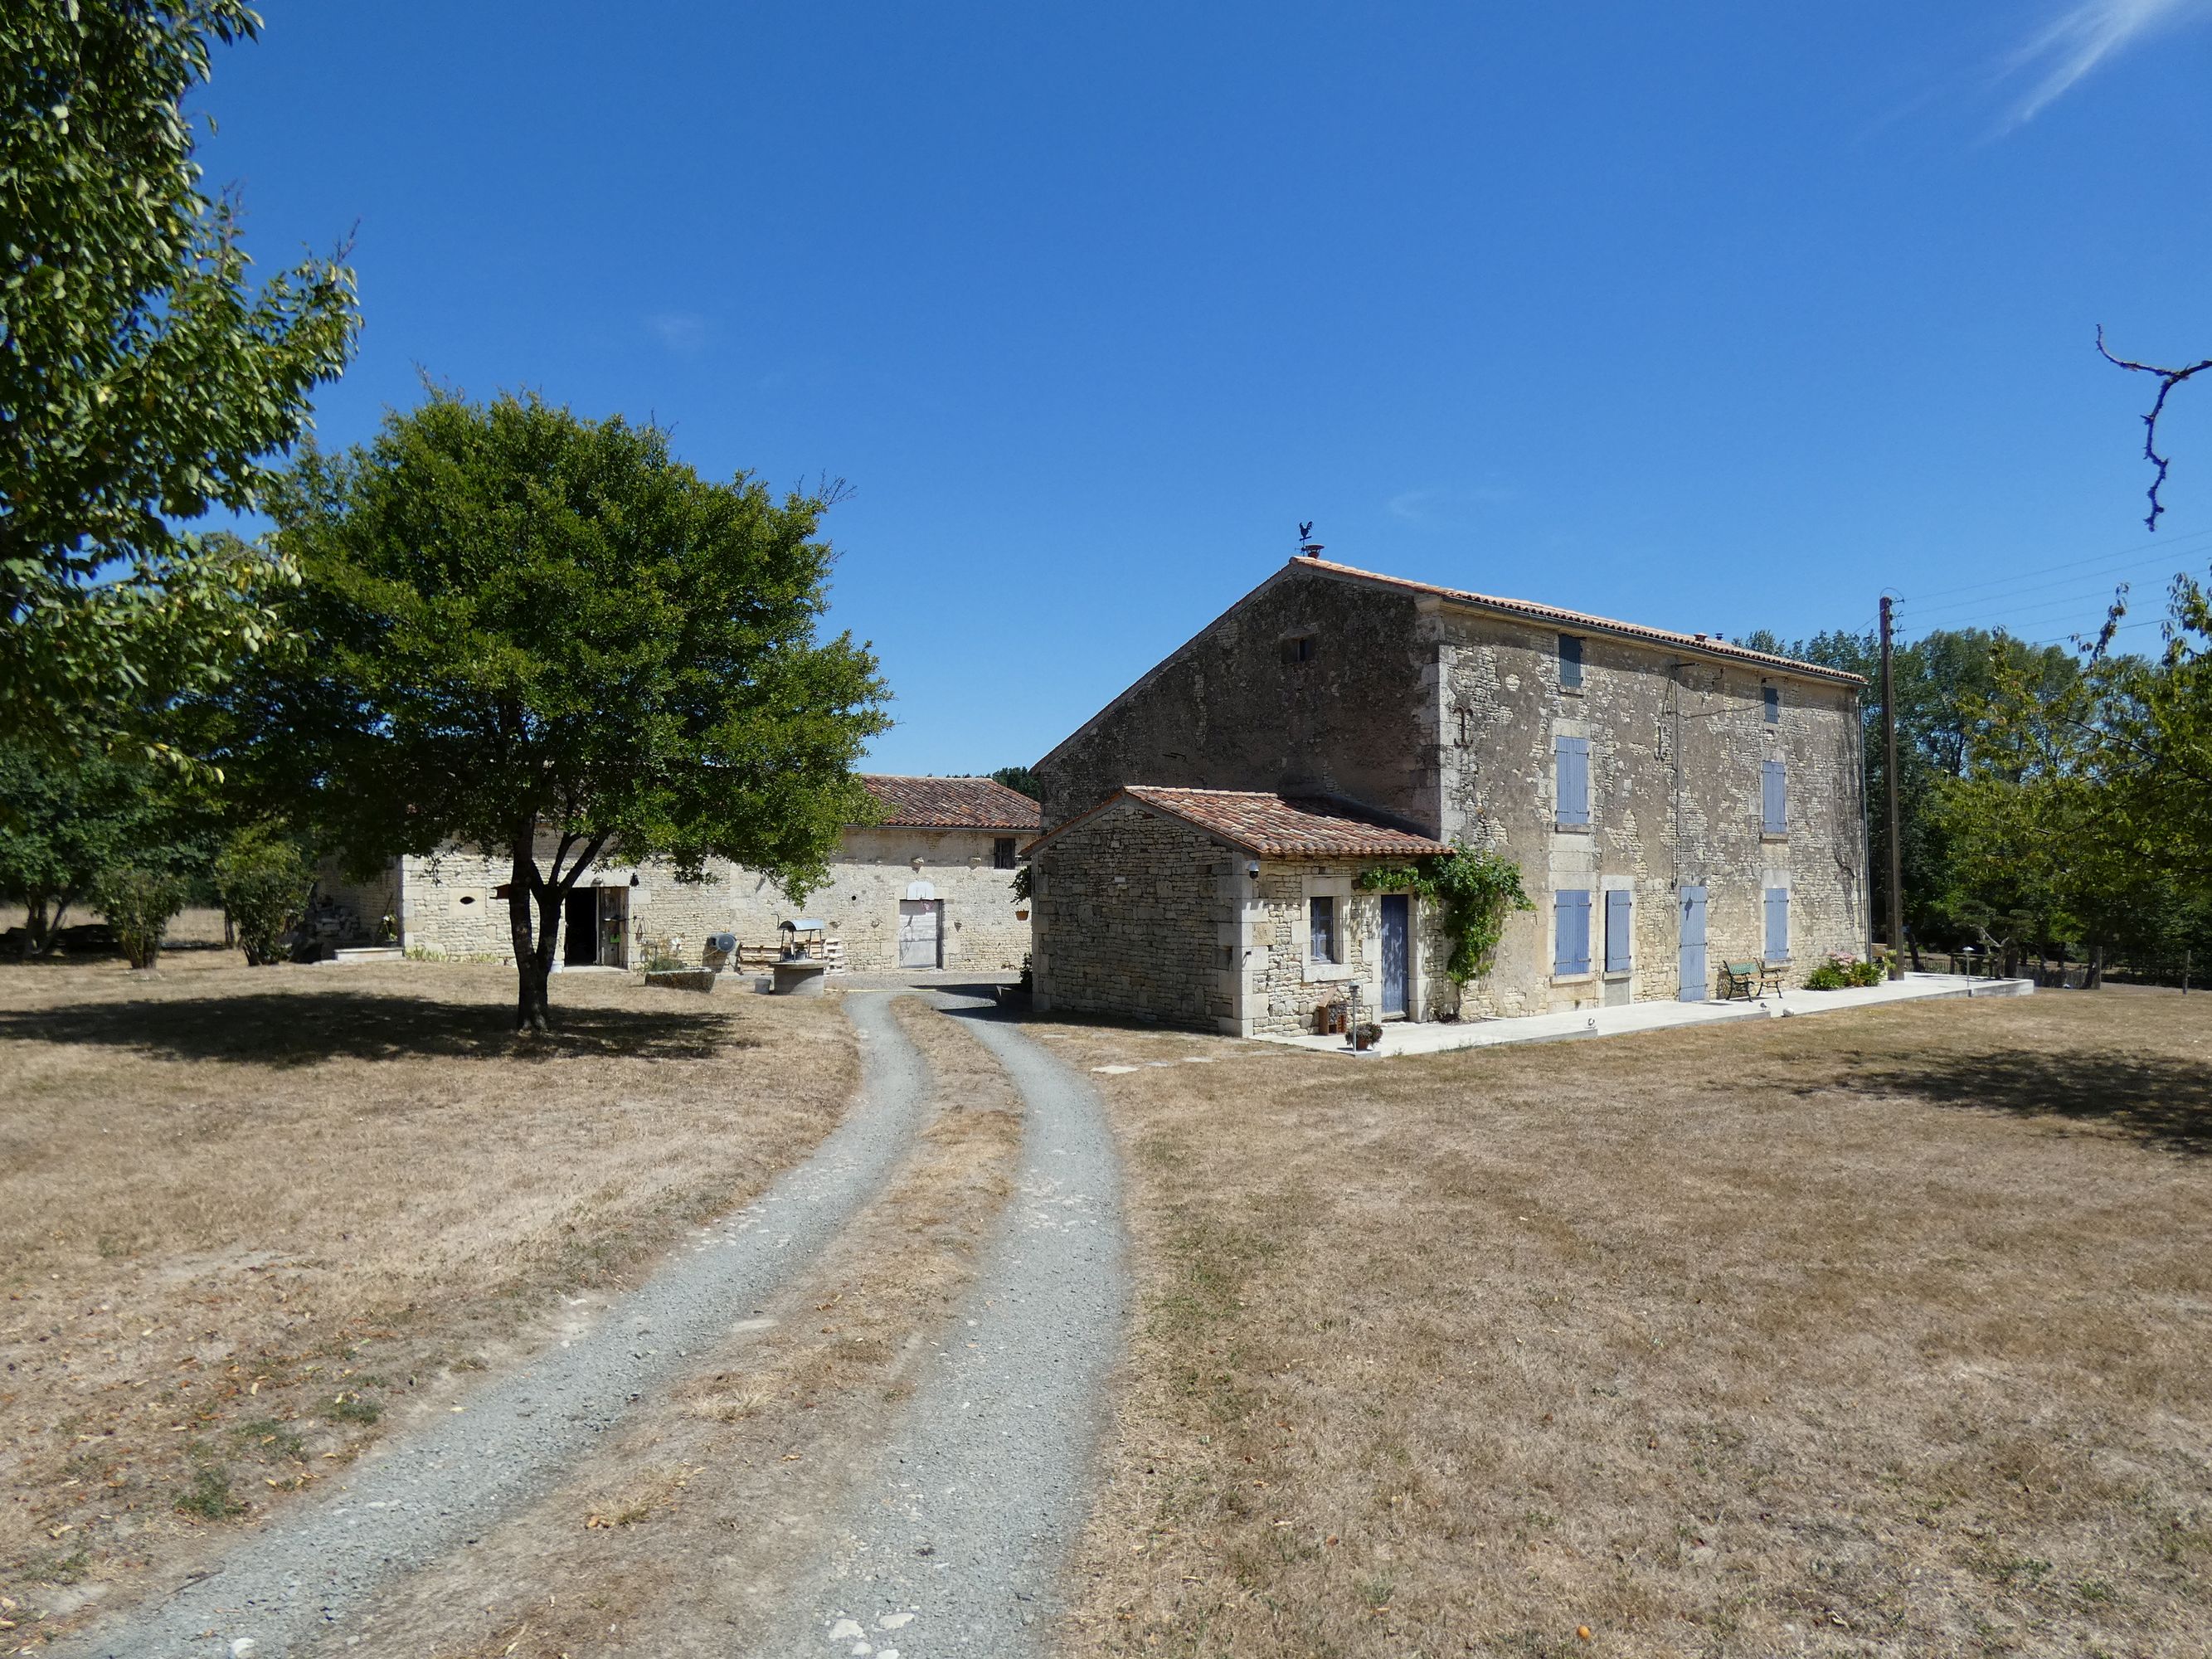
[1902, 550, 2200, 621]
[1893, 524, 2212, 606]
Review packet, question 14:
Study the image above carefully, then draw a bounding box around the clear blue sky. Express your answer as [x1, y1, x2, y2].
[196, 2, 2212, 774]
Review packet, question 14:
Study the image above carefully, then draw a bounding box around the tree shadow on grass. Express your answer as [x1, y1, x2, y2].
[0, 990, 749, 1067]
[1835, 1047, 2212, 1156]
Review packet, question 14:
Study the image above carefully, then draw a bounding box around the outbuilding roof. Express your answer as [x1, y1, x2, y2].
[861, 774, 1043, 830]
[1025, 786, 1451, 861]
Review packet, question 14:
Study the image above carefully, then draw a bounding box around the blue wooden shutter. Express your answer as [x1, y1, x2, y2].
[1761, 760, 1787, 834]
[1764, 887, 1789, 960]
[1559, 634, 1583, 688]
[1554, 890, 1591, 975]
[1604, 889, 1631, 972]
[1556, 737, 1590, 826]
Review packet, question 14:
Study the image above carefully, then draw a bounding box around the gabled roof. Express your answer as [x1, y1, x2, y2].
[1024, 786, 1450, 861]
[1036, 552, 1861, 773]
[1296, 556, 1865, 686]
[861, 774, 1042, 830]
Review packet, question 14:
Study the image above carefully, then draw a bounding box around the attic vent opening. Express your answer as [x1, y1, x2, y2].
[1280, 634, 1316, 665]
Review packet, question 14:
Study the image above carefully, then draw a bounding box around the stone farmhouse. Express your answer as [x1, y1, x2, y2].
[1024, 552, 1869, 1036]
[319, 775, 1038, 974]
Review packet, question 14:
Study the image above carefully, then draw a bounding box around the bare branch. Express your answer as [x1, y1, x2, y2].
[2097, 326, 2212, 531]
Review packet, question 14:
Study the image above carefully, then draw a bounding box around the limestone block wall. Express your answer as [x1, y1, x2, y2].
[1428, 607, 1866, 1014]
[1034, 567, 1436, 832]
[1239, 859, 1454, 1036]
[1031, 803, 1220, 1029]
[390, 825, 1031, 973]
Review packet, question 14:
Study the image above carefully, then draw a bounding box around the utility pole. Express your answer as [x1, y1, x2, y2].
[1879, 596, 1905, 981]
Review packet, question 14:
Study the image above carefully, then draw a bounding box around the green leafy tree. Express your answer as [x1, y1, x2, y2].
[211, 824, 310, 965]
[244, 390, 890, 1030]
[1, 1, 357, 760]
[989, 765, 1042, 800]
[0, 738, 201, 953]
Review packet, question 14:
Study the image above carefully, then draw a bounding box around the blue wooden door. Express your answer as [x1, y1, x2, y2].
[1678, 886, 1708, 1001]
[1379, 894, 1409, 1016]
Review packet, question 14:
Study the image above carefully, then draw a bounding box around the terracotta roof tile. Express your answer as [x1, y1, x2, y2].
[861, 774, 1043, 830]
[1028, 786, 1449, 860]
[1299, 556, 1865, 685]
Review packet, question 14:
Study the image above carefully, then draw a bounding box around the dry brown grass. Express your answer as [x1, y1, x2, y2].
[338, 995, 1026, 1659]
[1043, 990, 2212, 1658]
[0, 948, 855, 1636]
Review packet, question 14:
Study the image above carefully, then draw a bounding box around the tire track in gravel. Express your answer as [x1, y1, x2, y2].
[72, 993, 936, 1659]
[769, 1005, 1130, 1659]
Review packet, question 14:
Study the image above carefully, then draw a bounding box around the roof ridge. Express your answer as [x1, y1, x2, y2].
[1295, 555, 1864, 684]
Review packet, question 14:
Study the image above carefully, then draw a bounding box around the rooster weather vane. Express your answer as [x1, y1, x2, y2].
[1296, 522, 1324, 557]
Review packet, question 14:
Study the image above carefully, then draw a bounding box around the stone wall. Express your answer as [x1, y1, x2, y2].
[1031, 806, 1456, 1036]
[1427, 605, 1865, 1013]
[1238, 859, 1455, 1036]
[1030, 800, 1223, 1029]
[389, 826, 1031, 973]
[1034, 567, 1436, 832]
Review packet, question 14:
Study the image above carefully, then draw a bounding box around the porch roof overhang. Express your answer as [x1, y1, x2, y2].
[1023, 786, 1451, 862]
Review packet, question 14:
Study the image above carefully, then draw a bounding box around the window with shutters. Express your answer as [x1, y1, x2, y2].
[1762, 684, 1780, 724]
[993, 837, 1016, 869]
[1308, 896, 1338, 965]
[1553, 889, 1592, 976]
[1764, 887, 1790, 961]
[1279, 634, 1316, 665]
[1555, 736, 1590, 829]
[1761, 759, 1787, 835]
[1559, 633, 1584, 689]
[1603, 889, 1632, 974]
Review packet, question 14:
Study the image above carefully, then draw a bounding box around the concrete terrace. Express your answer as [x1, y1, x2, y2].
[1257, 972, 2035, 1058]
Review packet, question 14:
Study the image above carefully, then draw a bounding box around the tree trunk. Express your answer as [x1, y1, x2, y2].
[2087, 942, 2104, 990]
[1907, 928, 1922, 972]
[508, 830, 552, 1034]
[23, 893, 51, 956]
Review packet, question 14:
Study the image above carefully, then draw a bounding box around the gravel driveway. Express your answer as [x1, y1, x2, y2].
[769, 1002, 1130, 1659]
[74, 993, 936, 1659]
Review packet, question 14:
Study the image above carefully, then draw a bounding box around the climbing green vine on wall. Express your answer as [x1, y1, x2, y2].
[1356, 842, 1534, 985]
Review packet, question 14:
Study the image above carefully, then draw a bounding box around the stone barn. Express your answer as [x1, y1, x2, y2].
[316, 774, 1039, 974]
[1025, 552, 1869, 1035]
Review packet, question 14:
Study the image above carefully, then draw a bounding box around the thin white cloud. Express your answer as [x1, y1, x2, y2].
[1995, 0, 2212, 129]
[1387, 484, 1514, 526]
[647, 311, 712, 355]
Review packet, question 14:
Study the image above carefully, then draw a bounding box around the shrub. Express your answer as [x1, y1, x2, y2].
[1803, 954, 1884, 991]
[213, 828, 314, 966]
[91, 865, 187, 969]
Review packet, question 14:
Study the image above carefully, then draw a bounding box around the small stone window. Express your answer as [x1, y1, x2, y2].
[1762, 684, 1780, 724]
[1308, 896, 1339, 965]
[1559, 633, 1584, 689]
[1280, 634, 1316, 665]
[993, 837, 1016, 869]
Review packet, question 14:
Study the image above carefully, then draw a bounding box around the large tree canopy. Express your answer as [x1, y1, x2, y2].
[246, 390, 889, 1029]
[0, 0, 356, 757]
